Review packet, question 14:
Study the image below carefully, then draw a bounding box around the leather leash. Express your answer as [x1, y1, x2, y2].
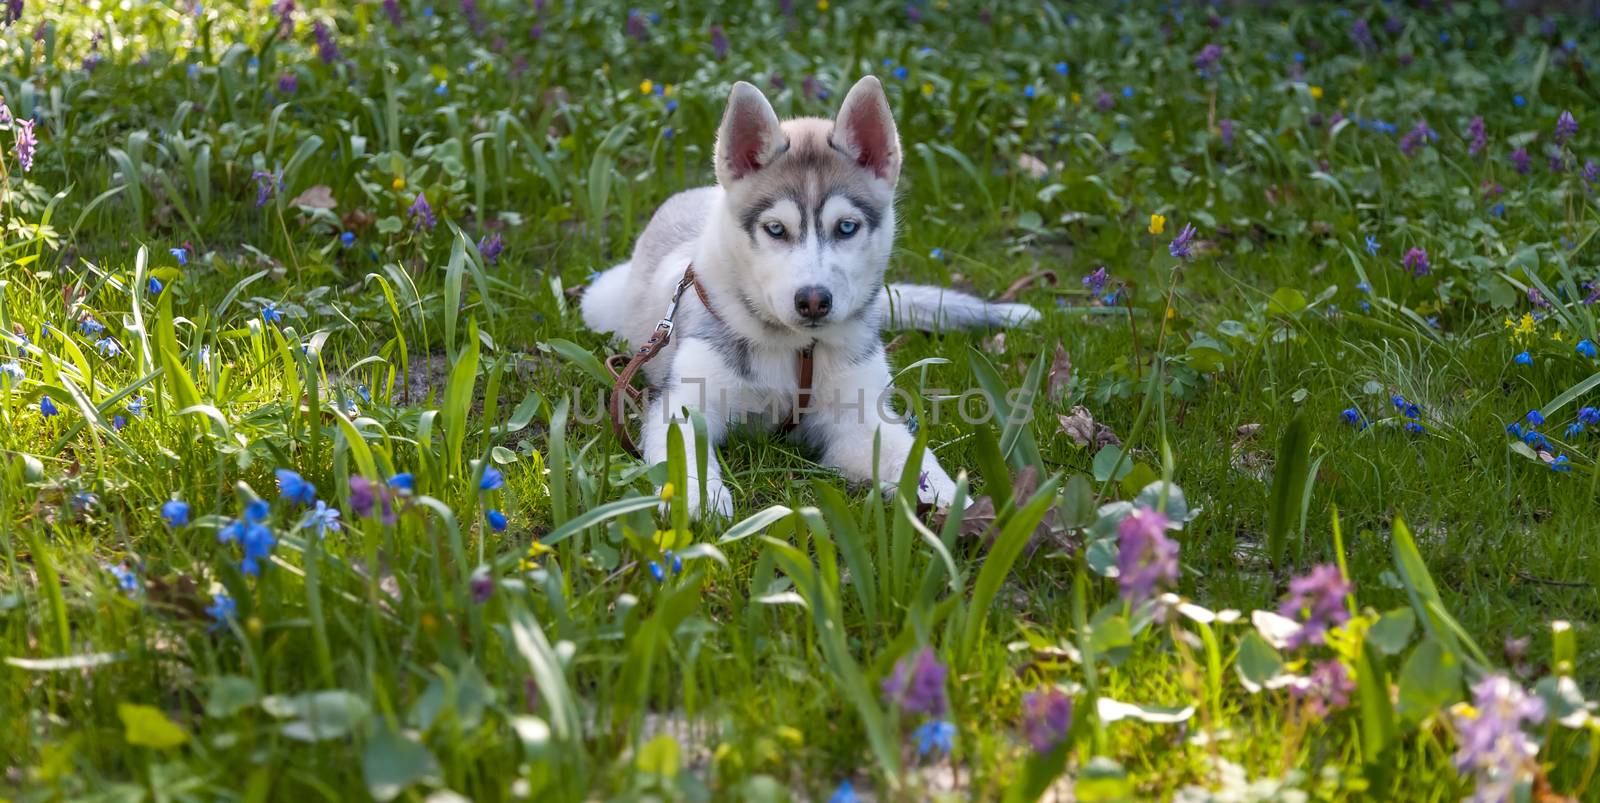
[607, 264, 815, 457]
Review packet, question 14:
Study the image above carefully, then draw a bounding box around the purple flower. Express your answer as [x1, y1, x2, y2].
[1082, 266, 1107, 294]
[409, 192, 436, 231]
[349, 475, 377, 517]
[1528, 287, 1550, 309]
[2, 0, 20, 26]
[881, 646, 948, 717]
[1452, 674, 1544, 803]
[1555, 110, 1578, 146]
[803, 74, 828, 101]
[905, 3, 921, 23]
[1021, 689, 1072, 752]
[710, 24, 728, 58]
[461, 0, 484, 36]
[1510, 147, 1531, 175]
[382, 0, 402, 26]
[1398, 120, 1436, 156]
[1583, 160, 1598, 187]
[625, 9, 649, 42]
[1194, 43, 1222, 75]
[1466, 116, 1486, 157]
[470, 572, 494, 603]
[276, 72, 298, 94]
[14, 118, 35, 172]
[1403, 247, 1430, 276]
[251, 169, 281, 207]
[478, 233, 503, 265]
[1218, 118, 1234, 148]
[312, 20, 340, 63]
[1350, 18, 1374, 50]
[272, 0, 294, 36]
[1278, 564, 1351, 649]
[1116, 507, 1179, 604]
[1168, 223, 1197, 260]
[1291, 660, 1354, 718]
[1095, 90, 1113, 111]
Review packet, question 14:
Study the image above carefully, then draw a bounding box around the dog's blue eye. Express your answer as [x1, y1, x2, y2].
[836, 219, 859, 238]
[763, 221, 786, 238]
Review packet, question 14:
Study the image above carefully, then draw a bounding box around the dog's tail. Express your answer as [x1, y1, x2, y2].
[879, 284, 1040, 331]
[579, 261, 632, 335]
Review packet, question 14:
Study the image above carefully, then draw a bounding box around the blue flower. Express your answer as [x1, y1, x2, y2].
[0, 361, 22, 386]
[893, 66, 908, 80]
[1490, 203, 1505, 218]
[929, 248, 944, 260]
[1513, 351, 1533, 365]
[161, 499, 191, 528]
[128, 396, 147, 417]
[262, 302, 282, 324]
[487, 509, 508, 531]
[276, 469, 316, 506]
[1356, 280, 1372, 293]
[148, 277, 164, 295]
[1566, 422, 1585, 438]
[1340, 407, 1364, 428]
[912, 719, 956, 756]
[1514, 94, 1526, 107]
[649, 561, 665, 582]
[1403, 402, 1421, 419]
[828, 780, 860, 803]
[169, 247, 188, 266]
[1023, 85, 1036, 98]
[340, 231, 355, 248]
[245, 498, 270, 523]
[1550, 454, 1572, 472]
[1579, 340, 1598, 358]
[479, 466, 505, 491]
[1054, 61, 1069, 75]
[1524, 431, 1550, 450]
[1527, 410, 1545, 426]
[1365, 235, 1380, 256]
[1578, 407, 1600, 425]
[112, 415, 127, 431]
[95, 337, 120, 357]
[80, 318, 106, 336]
[205, 592, 236, 631]
[670, 551, 683, 574]
[301, 499, 342, 537]
[239, 522, 277, 576]
[1506, 422, 1523, 438]
[39, 395, 58, 417]
[435, 82, 448, 96]
[108, 562, 139, 593]
[388, 473, 415, 492]
[1404, 421, 1426, 435]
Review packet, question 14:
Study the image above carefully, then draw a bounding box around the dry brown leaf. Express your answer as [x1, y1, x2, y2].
[1047, 343, 1072, 403]
[1057, 405, 1120, 449]
[289, 185, 337, 209]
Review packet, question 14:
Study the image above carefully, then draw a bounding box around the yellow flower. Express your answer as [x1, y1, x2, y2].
[1552, 330, 1565, 343]
[1148, 214, 1167, 235]
[817, 0, 828, 9]
[1070, 92, 1081, 104]
[921, 82, 934, 97]
[660, 481, 675, 502]
[1505, 313, 1538, 344]
[391, 176, 406, 191]
[639, 79, 654, 95]
[246, 617, 264, 636]
[1166, 306, 1177, 320]
[663, 83, 675, 97]
[1310, 86, 1324, 100]
[519, 541, 554, 571]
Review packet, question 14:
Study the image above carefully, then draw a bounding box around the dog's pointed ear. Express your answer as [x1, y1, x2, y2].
[833, 75, 900, 183]
[715, 81, 786, 185]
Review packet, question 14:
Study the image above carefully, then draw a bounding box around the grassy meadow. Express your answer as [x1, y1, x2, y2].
[2, 1, 1599, 800]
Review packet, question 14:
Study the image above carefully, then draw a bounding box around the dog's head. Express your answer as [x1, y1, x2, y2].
[711, 75, 900, 334]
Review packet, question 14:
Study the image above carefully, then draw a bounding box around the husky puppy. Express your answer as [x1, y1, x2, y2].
[581, 75, 1038, 518]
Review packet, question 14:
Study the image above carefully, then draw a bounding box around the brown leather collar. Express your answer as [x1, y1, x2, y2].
[607, 264, 815, 457]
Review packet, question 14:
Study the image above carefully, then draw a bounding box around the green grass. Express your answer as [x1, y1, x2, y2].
[2, 1, 1600, 800]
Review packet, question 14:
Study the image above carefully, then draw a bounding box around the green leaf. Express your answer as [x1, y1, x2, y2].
[1367, 608, 1417, 656]
[1266, 414, 1311, 569]
[1267, 287, 1308, 316]
[1091, 445, 1132, 482]
[363, 725, 442, 802]
[1118, 462, 1158, 498]
[204, 676, 260, 718]
[1396, 638, 1463, 726]
[636, 734, 680, 778]
[718, 505, 794, 544]
[1075, 757, 1133, 802]
[118, 703, 189, 749]
[1235, 632, 1286, 693]
[262, 690, 372, 742]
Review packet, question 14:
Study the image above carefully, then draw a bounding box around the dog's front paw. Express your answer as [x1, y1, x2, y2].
[660, 479, 734, 520]
[915, 466, 962, 508]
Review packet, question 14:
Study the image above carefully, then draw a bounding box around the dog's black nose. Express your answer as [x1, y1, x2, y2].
[794, 286, 833, 320]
